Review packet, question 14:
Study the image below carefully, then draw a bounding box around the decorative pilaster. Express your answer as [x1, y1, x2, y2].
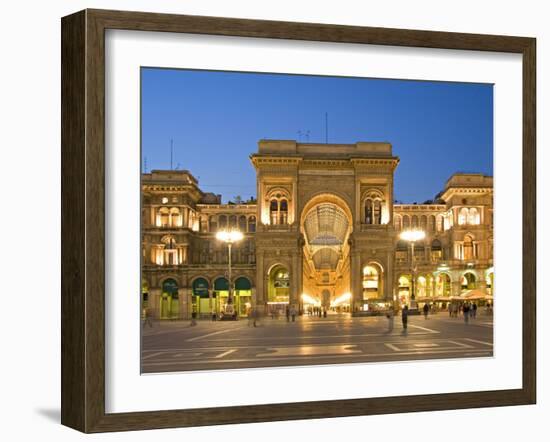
[351, 249, 362, 312]
[149, 288, 161, 319]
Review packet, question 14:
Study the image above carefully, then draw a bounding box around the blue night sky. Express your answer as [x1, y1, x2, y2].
[141, 68, 493, 203]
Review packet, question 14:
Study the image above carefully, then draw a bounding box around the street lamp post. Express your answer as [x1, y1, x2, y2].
[400, 229, 426, 310]
[216, 229, 244, 318]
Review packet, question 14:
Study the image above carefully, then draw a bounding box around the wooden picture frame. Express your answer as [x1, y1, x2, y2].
[61, 9, 536, 433]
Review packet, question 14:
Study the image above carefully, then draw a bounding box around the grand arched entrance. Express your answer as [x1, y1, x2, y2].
[300, 194, 353, 313]
[267, 264, 290, 316]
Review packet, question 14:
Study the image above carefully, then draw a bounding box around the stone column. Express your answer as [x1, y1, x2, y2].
[255, 252, 265, 315]
[149, 288, 161, 319]
[250, 288, 257, 307]
[351, 250, 362, 313]
[178, 288, 189, 319]
[451, 280, 461, 297]
[477, 278, 487, 294]
[290, 251, 302, 310]
[385, 251, 393, 302]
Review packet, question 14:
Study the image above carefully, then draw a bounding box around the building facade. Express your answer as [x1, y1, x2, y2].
[141, 140, 494, 319]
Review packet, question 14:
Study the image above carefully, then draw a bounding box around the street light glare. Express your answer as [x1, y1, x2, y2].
[216, 229, 244, 243]
[400, 229, 426, 242]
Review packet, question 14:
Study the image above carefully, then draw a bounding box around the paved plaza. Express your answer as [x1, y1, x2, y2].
[141, 312, 493, 373]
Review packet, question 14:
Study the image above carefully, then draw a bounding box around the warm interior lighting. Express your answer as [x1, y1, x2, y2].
[330, 292, 351, 307]
[301, 293, 321, 306]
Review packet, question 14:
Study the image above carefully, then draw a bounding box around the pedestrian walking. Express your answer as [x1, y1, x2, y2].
[286, 305, 290, 322]
[472, 302, 478, 319]
[190, 311, 197, 326]
[463, 303, 470, 324]
[423, 303, 429, 320]
[291, 305, 296, 322]
[401, 305, 409, 334]
[386, 308, 394, 333]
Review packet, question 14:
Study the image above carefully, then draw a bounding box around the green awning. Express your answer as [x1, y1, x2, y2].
[162, 278, 178, 295]
[235, 277, 251, 291]
[214, 278, 229, 291]
[192, 278, 209, 297]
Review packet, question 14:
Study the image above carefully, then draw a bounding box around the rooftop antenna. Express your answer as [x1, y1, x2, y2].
[305, 130, 310, 142]
[325, 112, 328, 144]
[170, 139, 174, 170]
[143, 156, 148, 173]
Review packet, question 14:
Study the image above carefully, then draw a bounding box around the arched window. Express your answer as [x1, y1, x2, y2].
[463, 234, 474, 260]
[420, 215, 427, 230]
[236, 215, 246, 232]
[394, 215, 402, 231]
[270, 200, 278, 225]
[468, 208, 480, 225]
[248, 216, 256, 233]
[403, 215, 410, 229]
[209, 215, 217, 232]
[218, 215, 227, 229]
[373, 200, 382, 224]
[437, 214, 444, 232]
[161, 235, 179, 265]
[365, 199, 373, 224]
[411, 215, 419, 228]
[229, 215, 237, 229]
[199, 216, 208, 232]
[458, 207, 469, 225]
[169, 207, 181, 227]
[158, 207, 170, 227]
[429, 215, 436, 231]
[279, 199, 288, 224]
[431, 239, 442, 262]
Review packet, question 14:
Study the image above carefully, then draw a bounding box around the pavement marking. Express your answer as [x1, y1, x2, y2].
[202, 330, 434, 343]
[141, 348, 493, 367]
[464, 338, 493, 346]
[186, 329, 234, 342]
[409, 324, 440, 334]
[141, 351, 164, 360]
[141, 337, 486, 354]
[384, 343, 401, 352]
[413, 343, 440, 348]
[256, 344, 360, 357]
[173, 352, 203, 358]
[215, 349, 237, 359]
[447, 340, 474, 349]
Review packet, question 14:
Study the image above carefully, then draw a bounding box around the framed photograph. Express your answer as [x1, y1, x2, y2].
[61, 9, 536, 433]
